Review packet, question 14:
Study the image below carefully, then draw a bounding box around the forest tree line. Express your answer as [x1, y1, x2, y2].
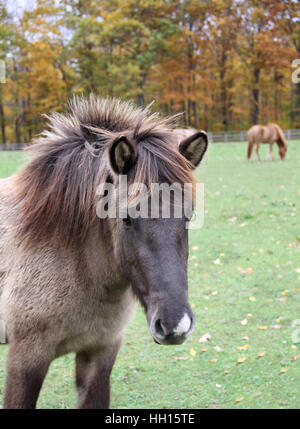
[0, 0, 299, 144]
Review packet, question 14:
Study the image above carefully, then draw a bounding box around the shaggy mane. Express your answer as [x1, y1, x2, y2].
[11, 95, 195, 249]
[269, 123, 287, 149]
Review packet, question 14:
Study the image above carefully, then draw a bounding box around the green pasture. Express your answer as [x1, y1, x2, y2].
[0, 142, 299, 409]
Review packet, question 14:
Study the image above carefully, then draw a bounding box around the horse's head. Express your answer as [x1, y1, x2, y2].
[278, 144, 287, 160]
[104, 130, 208, 345]
[274, 124, 287, 160]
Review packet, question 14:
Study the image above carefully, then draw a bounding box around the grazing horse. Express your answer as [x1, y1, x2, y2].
[0, 95, 208, 409]
[247, 124, 287, 162]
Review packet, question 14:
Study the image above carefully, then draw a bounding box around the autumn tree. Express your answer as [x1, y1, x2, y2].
[64, 0, 179, 105]
[208, 0, 241, 130]
[274, 0, 300, 127]
[0, 0, 298, 141]
[17, 0, 67, 140]
[0, 1, 13, 145]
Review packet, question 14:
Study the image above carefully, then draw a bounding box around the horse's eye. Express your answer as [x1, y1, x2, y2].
[123, 216, 132, 226]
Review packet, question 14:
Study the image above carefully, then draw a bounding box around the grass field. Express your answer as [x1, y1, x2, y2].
[0, 141, 299, 409]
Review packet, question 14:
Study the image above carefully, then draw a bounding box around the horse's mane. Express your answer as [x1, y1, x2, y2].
[269, 123, 287, 149]
[11, 95, 194, 249]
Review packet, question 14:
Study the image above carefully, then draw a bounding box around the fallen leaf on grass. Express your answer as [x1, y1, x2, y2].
[199, 333, 211, 343]
[224, 369, 231, 374]
[237, 356, 246, 364]
[242, 336, 249, 341]
[201, 348, 207, 353]
[257, 352, 266, 358]
[290, 355, 299, 362]
[249, 296, 256, 301]
[174, 357, 188, 361]
[209, 358, 218, 363]
[258, 326, 267, 330]
[237, 267, 253, 274]
[271, 325, 281, 329]
[235, 397, 244, 403]
[280, 368, 288, 374]
[214, 346, 223, 352]
[190, 347, 196, 357]
[237, 344, 250, 351]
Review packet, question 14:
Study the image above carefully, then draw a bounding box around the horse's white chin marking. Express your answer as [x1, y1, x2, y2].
[174, 313, 191, 336]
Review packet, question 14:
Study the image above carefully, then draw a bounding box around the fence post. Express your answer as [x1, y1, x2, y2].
[1, 129, 298, 148]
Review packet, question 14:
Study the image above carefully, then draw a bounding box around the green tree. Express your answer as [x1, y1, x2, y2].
[0, 1, 13, 145]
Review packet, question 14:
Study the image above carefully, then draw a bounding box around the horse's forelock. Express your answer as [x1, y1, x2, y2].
[11, 96, 194, 249]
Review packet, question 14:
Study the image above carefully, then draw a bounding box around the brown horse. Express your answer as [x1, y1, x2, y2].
[247, 124, 287, 162]
[0, 95, 208, 409]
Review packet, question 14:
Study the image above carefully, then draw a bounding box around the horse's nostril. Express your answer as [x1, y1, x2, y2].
[154, 319, 166, 337]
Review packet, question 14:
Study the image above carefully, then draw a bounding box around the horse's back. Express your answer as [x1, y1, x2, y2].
[247, 125, 263, 142]
[248, 124, 280, 144]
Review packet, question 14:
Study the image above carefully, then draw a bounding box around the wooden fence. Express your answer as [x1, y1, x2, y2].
[207, 129, 300, 143]
[1, 129, 300, 150]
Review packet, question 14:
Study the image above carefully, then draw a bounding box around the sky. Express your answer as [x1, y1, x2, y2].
[6, 0, 36, 18]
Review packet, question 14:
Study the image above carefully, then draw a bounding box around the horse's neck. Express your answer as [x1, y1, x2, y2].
[82, 226, 124, 287]
[262, 126, 269, 139]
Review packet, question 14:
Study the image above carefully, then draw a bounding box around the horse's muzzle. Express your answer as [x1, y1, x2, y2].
[150, 312, 195, 345]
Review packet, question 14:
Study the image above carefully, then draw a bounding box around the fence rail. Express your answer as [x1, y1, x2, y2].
[207, 128, 300, 143]
[0, 143, 28, 151]
[1, 129, 300, 150]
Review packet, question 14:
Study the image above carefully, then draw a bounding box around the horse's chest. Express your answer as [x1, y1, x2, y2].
[88, 291, 136, 342]
[57, 287, 136, 355]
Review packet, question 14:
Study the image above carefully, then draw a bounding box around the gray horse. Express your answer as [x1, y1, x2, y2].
[0, 96, 208, 408]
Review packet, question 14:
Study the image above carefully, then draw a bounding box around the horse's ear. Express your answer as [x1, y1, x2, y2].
[109, 135, 137, 174]
[179, 131, 208, 169]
